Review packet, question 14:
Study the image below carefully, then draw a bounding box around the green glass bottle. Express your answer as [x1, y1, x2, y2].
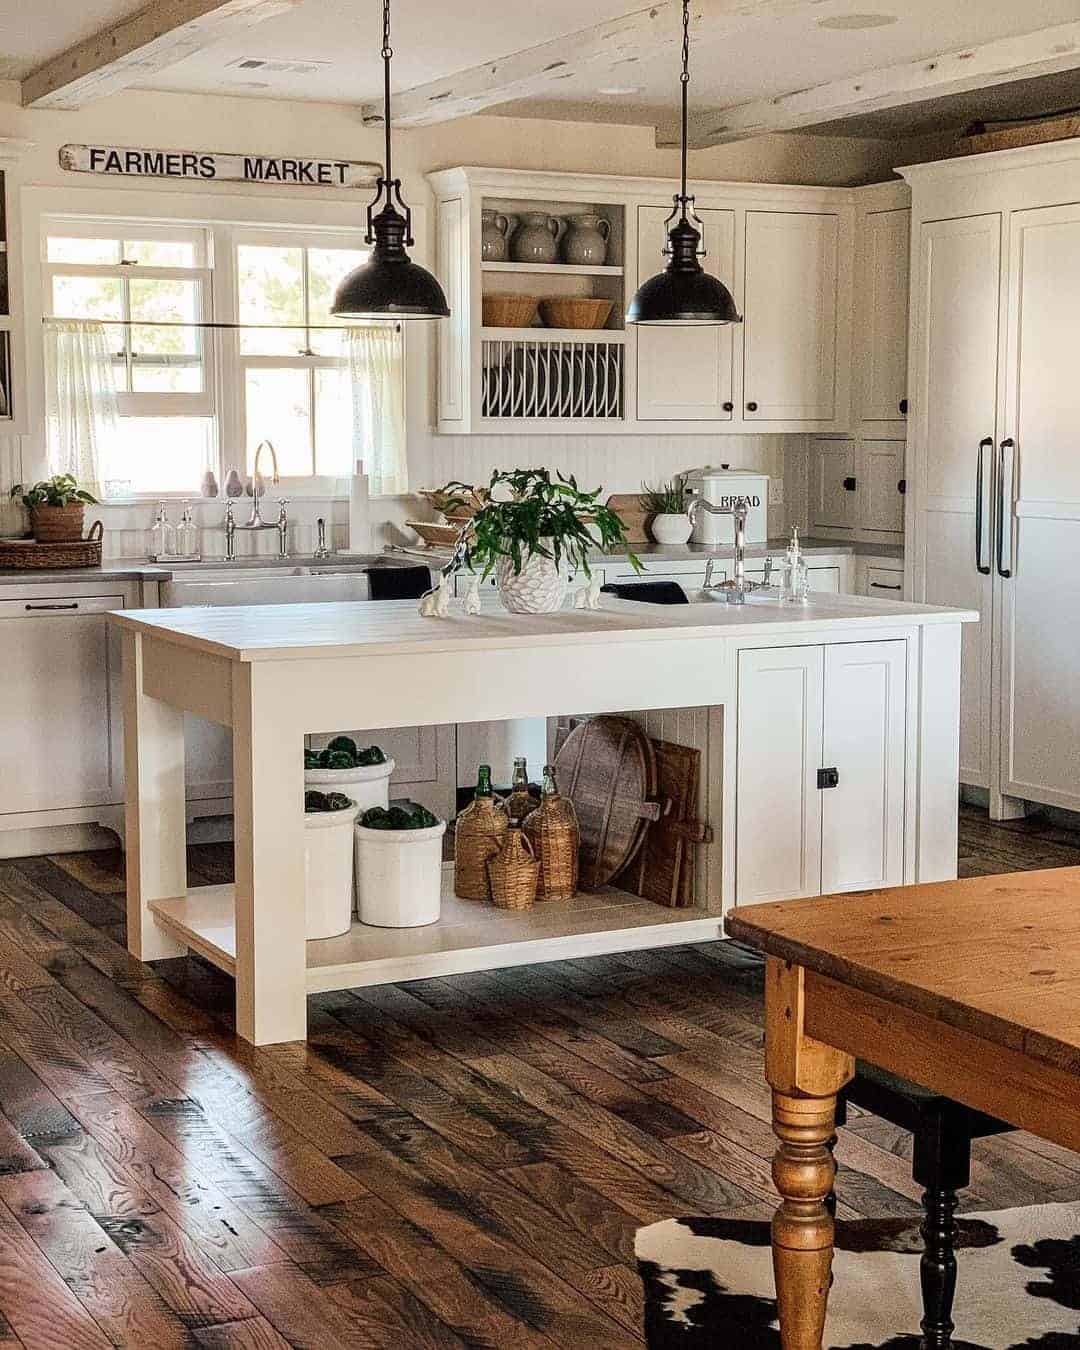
[475, 763, 494, 798]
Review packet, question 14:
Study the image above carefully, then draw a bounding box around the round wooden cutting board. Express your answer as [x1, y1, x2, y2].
[554, 716, 662, 889]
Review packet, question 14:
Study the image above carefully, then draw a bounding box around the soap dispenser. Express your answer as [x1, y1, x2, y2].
[148, 502, 176, 561]
[780, 526, 809, 602]
[176, 501, 200, 560]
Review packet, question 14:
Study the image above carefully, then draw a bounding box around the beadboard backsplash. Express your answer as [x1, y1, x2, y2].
[1, 427, 793, 558]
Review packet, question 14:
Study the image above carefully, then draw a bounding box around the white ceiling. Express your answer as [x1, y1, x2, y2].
[5, 0, 1080, 134]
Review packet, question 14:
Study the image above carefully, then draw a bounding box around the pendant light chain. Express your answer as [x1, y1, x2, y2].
[679, 0, 690, 213]
[381, 0, 394, 187]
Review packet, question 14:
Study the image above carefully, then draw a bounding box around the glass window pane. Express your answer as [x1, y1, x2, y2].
[314, 366, 354, 476]
[51, 274, 123, 323]
[122, 240, 197, 267]
[238, 245, 304, 355]
[308, 247, 368, 354]
[130, 276, 201, 369]
[104, 417, 212, 494]
[132, 363, 203, 393]
[47, 237, 120, 264]
[244, 368, 312, 475]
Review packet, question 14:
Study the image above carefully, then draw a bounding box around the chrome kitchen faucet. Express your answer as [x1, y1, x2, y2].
[688, 497, 769, 604]
[228, 440, 289, 558]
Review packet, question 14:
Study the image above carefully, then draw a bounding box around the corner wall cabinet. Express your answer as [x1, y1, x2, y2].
[902, 141, 1080, 817]
[429, 166, 855, 435]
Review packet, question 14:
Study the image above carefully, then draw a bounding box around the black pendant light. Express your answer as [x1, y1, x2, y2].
[627, 0, 741, 326]
[332, 0, 449, 320]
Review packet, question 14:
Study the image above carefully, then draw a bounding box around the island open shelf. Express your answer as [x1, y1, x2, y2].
[150, 869, 718, 992]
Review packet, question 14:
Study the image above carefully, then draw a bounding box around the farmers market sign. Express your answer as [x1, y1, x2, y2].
[59, 143, 380, 189]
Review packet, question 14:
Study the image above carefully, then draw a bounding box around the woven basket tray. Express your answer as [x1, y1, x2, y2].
[0, 521, 103, 569]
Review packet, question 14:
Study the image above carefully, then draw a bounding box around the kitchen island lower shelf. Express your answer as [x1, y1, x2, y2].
[149, 869, 719, 990]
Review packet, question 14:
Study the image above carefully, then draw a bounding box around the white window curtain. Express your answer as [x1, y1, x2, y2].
[43, 320, 119, 495]
[347, 324, 407, 496]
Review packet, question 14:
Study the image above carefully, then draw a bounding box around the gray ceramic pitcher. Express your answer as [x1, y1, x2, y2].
[511, 212, 560, 264]
[561, 213, 611, 266]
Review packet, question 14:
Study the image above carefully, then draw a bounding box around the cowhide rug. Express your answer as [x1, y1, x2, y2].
[636, 1203, 1080, 1348]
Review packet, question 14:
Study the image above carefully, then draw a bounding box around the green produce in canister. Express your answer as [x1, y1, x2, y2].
[324, 749, 356, 770]
[326, 735, 359, 758]
[305, 790, 356, 813]
[357, 745, 387, 766]
[304, 749, 323, 769]
[360, 804, 439, 830]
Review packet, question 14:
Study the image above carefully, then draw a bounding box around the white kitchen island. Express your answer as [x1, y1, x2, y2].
[111, 591, 975, 1044]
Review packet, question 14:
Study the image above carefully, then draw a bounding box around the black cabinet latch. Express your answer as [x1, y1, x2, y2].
[843, 476, 857, 492]
[817, 767, 840, 790]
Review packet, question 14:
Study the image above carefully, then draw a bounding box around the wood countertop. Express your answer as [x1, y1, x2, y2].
[109, 591, 975, 663]
[727, 866, 1080, 1075]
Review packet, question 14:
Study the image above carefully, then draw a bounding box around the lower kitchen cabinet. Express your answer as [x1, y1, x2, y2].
[0, 592, 126, 815]
[736, 639, 907, 903]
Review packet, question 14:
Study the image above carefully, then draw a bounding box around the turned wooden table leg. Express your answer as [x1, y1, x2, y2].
[765, 958, 854, 1350]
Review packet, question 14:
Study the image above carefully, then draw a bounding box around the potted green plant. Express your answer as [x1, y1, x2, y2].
[443, 468, 639, 614]
[10, 475, 98, 543]
[640, 476, 692, 545]
[354, 803, 447, 928]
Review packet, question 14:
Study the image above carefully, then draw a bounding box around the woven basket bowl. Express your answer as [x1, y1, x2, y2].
[482, 293, 539, 328]
[538, 297, 614, 330]
[30, 503, 86, 543]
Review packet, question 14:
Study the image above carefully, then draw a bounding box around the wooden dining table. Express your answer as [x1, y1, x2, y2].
[725, 866, 1080, 1350]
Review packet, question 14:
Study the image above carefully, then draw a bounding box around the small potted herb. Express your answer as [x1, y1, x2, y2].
[443, 468, 639, 614]
[303, 789, 361, 940]
[10, 475, 99, 543]
[640, 476, 692, 545]
[354, 803, 447, 928]
[304, 736, 394, 811]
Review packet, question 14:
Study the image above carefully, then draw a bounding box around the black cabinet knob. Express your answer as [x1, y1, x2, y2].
[722, 401, 734, 412]
[746, 401, 758, 412]
[843, 476, 857, 492]
[899, 397, 909, 416]
[898, 478, 907, 495]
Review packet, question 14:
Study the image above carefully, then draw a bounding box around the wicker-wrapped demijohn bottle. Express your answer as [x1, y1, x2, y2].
[454, 764, 509, 901]
[505, 756, 537, 825]
[523, 763, 579, 900]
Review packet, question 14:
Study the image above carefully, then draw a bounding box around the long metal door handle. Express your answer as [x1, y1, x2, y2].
[997, 438, 1015, 579]
[24, 602, 80, 611]
[975, 437, 992, 575]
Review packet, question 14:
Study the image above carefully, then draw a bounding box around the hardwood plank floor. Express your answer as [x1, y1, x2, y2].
[0, 804, 1076, 1346]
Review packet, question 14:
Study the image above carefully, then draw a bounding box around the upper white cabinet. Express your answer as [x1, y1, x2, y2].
[428, 167, 855, 435]
[857, 202, 910, 424]
[635, 205, 735, 421]
[743, 211, 842, 422]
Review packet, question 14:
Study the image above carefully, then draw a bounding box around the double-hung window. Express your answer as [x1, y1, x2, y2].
[43, 221, 215, 494]
[236, 232, 369, 478]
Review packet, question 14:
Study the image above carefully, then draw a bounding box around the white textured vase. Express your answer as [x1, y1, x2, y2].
[496, 551, 568, 614]
[650, 513, 693, 545]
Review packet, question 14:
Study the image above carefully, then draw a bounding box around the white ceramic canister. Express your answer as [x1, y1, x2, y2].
[304, 755, 395, 811]
[354, 818, 447, 928]
[304, 800, 361, 940]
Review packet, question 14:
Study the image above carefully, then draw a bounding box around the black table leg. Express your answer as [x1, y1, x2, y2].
[919, 1186, 959, 1348]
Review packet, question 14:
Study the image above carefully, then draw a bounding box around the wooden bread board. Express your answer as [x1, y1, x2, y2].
[617, 738, 712, 907]
[605, 494, 651, 545]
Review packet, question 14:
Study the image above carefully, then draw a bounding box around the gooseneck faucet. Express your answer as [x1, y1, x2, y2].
[687, 497, 768, 604]
[239, 440, 280, 531]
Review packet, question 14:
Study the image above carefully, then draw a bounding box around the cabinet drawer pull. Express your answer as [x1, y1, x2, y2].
[746, 401, 758, 412]
[817, 767, 840, 790]
[898, 478, 906, 495]
[722, 401, 734, 412]
[24, 602, 80, 611]
[843, 476, 857, 492]
[870, 582, 902, 591]
[899, 397, 908, 416]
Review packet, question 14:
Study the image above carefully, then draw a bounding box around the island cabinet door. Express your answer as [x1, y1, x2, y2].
[820, 640, 907, 893]
[736, 646, 824, 904]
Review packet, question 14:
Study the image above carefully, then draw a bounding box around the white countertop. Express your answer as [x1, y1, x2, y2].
[111, 591, 975, 664]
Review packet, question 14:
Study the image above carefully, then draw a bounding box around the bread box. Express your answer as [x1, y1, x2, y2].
[684, 468, 769, 546]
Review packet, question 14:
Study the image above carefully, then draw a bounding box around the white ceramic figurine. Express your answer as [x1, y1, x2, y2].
[463, 575, 482, 615]
[418, 573, 453, 618]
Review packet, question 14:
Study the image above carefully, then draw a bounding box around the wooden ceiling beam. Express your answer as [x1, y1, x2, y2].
[361, 0, 823, 130]
[21, 0, 301, 111]
[678, 19, 1080, 147]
